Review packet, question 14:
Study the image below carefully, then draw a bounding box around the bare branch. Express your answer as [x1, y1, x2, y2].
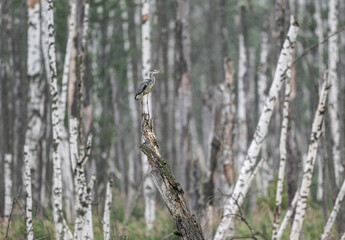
[5, 187, 22, 240]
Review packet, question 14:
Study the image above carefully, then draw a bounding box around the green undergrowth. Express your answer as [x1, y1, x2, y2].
[0, 187, 338, 239]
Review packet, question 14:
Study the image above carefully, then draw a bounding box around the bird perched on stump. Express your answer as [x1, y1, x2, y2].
[135, 69, 162, 103]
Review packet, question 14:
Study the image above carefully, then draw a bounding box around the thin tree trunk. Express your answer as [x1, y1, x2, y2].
[60, 0, 76, 118]
[43, 0, 72, 238]
[175, 0, 192, 202]
[4, 154, 12, 217]
[321, 178, 345, 239]
[24, 146, 34, 240]
[257, 18, 271, 198]
[26, 0, 45, 206]
[276, 191, 299, 240]
[109, 69, 127, 195]
[214, 21, 299, 240]
[103, 179, 113, 240]
[290, 72, 330, 240]
[141, 0, 156, 231]
[272, 17, 295, 238]
[222, 58, 235, 187]
[327, 0, 342, 187]
[120, 0, 137, 221]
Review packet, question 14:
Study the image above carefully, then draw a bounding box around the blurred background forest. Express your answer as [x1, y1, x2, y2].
[1, 0, 345, 239]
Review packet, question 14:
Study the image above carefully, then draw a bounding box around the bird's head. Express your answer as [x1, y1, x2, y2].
[150, 69, 163, 75]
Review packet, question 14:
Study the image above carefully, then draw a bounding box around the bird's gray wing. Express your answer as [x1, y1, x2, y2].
[135, 80, 149, 99]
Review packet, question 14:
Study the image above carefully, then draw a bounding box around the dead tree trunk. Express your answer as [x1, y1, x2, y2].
[140, 113, 204, 240]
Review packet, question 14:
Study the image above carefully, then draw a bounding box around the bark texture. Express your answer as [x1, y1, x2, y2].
[141, 0, 156, 230]
[103, 179, 113, 240]
[272, 21, 295, 239]
[290, 73, 330, 240]
[44, 1, 71, 238]
[214, 22, 299, 240]
[327, 0, 342, 186]
[140, 113, 204, 240]
[24, 146, 34, 240]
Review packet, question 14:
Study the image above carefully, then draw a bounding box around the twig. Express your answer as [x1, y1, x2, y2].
[5, 186, 22, 240]
[293, 25, 345, 65]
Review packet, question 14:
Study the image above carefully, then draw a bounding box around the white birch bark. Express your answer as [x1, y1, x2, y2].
[290, 73, 330, 240]
[276, 191, 299, 240]
[272, 30, 294, 239]
[44, 1, 71, 238]
[26, 0, 43, 170]
[237, 33, 247, 173]
[214, 22, 299, 240]
[72, 132, 94, 240]
[257, 26, 270, 197]
[120, 0, 137, 220]
[328, 0, 342, 186]
[341, 232, 345, 240]
[4, 154, 12, 217]
[321, 178, 345, 240]
[103, 179, 113, 240]
[83, 174, 95, 240]
[141, 0, 155, 230]
[60, 0, 76, 116]
[24, 146, 34, 240]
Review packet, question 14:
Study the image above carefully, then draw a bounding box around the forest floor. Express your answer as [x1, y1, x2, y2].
[0, 189, 338, 240]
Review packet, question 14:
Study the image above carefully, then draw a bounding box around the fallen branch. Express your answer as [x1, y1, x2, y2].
[140, 113, 204, 240]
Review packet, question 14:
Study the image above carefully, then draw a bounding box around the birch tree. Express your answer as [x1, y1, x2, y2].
[26, 0, 45, 205]
[272, 18, 295, 238]
[24, 146, 34, 240]
[290, 72, 330, 240]
[141, 0, 156, 230]
[120, 0, 138, 220]
[214, 21, 299, 240]
[4, 154, 12, 217]
[43, 0, 71, 238]
[175, 0, 192, 192]
[26, 0, 42, 165]
[236, 11, 248, 175]
[327, 0, 342, 186]
[321, 178, 345, 240]
[103, 179, 113, 240]
[276, 191, 299, 240]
